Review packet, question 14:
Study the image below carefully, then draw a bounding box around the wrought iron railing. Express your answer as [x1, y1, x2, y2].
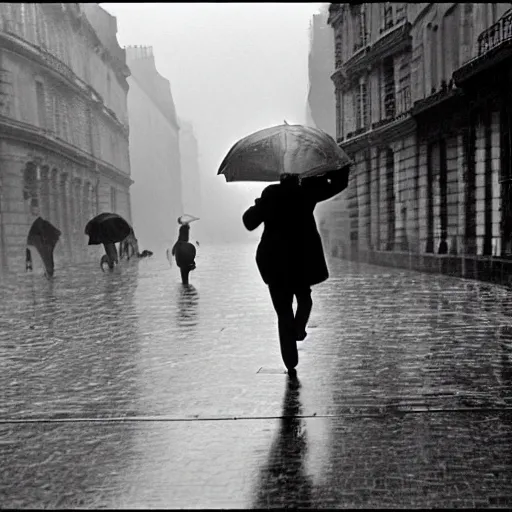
[478, 9, 512, 55]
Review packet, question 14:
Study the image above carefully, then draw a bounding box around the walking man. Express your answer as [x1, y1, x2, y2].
[242, 167, 350, 376]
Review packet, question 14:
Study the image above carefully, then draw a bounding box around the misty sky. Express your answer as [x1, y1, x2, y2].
[103, 2, 324, 242]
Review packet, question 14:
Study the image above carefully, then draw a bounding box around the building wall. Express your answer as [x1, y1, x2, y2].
[126, 46, 182, 251]
[0, 3, 132, 275]
[307, 4, 350, 258]
[328, 2, 512, 284]
[178, 119, 202, 223]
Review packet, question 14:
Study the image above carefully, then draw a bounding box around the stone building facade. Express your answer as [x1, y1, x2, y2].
[306, 4, 351, 259]
[178, 118, 202, 235]
[126, 45, 182, 251]
[328, 2, 512, 285]
[0, 3, 132, 275]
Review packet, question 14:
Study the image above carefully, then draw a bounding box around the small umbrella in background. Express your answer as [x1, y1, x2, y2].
[178, 214, 200, 225]
[85, 212, 132, 270]
[26, 217, 61, 278]
[218, 123, 353, 183]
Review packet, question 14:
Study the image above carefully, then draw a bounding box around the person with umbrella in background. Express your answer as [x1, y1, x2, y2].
[170, 214, 199, 285]
[218, 122, 352, 377]
[85, 212, 132, 271]
[26, 217, 61, 278]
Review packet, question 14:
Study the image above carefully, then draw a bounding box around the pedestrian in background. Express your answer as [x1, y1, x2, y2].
[242, 167, 350, 377]
[172, 218, 197, 286]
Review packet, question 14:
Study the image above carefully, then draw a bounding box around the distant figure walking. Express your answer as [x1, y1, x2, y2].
[172, 219, 197, 285]
[242, 168, 349, 376]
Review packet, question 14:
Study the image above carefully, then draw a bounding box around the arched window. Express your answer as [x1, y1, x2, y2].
[462, 3, 474, 62]
[23, 162, 39, 210]
[442, 5, 460, 81]
[428, 24, 438, 92]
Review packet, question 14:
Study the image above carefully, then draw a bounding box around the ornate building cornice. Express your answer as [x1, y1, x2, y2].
[0, 30, 129, 138]
[0, 115, 133, 187]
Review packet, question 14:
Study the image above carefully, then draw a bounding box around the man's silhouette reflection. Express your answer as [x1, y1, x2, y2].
[253, 378, 313, 508]
[176, 284, 199, 329]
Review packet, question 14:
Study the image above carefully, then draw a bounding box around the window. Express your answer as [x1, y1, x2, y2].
[383, 57, 395, 118]
[353, 4, 368, 51]
[382, 3, 393, 32]
[462, 3, 473, 61]
[442, 6, 460, 82]
[23, 163, 39, 209]
[35, 81, 46, 129]
[429, 25, 438, 92]
[395, 4, 406, 24]
[355, 78, 368, 130]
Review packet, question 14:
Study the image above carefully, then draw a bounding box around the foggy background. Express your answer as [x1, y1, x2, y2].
[102, 2, 324, 243]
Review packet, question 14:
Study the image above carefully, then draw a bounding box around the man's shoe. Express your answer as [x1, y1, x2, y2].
[296, 330, 307, 341]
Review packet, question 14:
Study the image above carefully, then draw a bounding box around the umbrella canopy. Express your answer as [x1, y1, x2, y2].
[218, 123, 353, 182]
[178, 214, 200, 225]
[26, 217, 61, 277]
[85, 212, 132, 246]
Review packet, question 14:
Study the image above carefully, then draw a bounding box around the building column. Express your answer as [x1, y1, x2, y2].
[456, 133, 466, 255]
[490, 111, 501, 256]
[475, 117, 486, 256]
[446, 136, 459, 254]
[370, 147, 380, 251]
[59, 173, 72, 260]
[348, 164, 359, 256]
[49, 168, 59, 228]
[378, 149, 388, 251]
[72, 177, 82, 262]
[417, 141, 428, 253]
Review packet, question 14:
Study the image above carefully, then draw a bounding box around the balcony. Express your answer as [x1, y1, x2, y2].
[412, 80, 462, 117]
[341, 85, 414, 153]
[478, 10, 512, 56]
[453, 9, 512, 85]
[339, 22, 412, 80]
[372, 85, 412, 130]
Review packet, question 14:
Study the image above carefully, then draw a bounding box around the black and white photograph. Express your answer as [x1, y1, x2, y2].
[1, 2, 512, 508]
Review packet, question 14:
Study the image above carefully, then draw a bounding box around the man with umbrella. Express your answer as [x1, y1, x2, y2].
[219, 123, 352, 377]
[85, 212, 132, 271]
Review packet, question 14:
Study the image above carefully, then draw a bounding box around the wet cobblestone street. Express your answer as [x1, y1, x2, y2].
[2, 242, 512, 508]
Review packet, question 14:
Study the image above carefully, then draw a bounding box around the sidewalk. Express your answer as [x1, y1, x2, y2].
[1, 244, 512, 508]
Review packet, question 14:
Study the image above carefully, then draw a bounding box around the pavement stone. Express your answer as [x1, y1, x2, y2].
[1, 242, 512, 508]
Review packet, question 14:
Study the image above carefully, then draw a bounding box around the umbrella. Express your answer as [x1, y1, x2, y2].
[85, 212, 132, 246]
[27, 217, 61, 277]
[85, 212, 131, 271]
[178, 214, 200, 225]
[218, 123, 353, 182]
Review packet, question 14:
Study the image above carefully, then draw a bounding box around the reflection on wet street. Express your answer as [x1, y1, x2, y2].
[2, 243, 512, 508]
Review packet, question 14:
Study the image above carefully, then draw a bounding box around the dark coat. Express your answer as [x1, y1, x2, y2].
[242, 169, 349, 287]
[172, 224, 196, 269]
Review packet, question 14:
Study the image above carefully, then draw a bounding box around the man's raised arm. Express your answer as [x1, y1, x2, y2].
[304, 165, 351, 203]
